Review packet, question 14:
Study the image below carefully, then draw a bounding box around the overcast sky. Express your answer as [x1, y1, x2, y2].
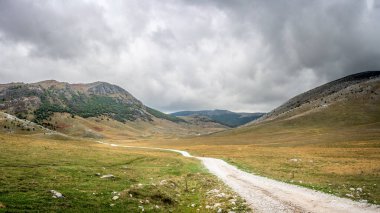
[0, 0, 379, 113]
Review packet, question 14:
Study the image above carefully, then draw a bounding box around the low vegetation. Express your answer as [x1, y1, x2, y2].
[0, 134, 249, 212]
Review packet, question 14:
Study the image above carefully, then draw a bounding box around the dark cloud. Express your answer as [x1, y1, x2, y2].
[0, 0, 379, 112]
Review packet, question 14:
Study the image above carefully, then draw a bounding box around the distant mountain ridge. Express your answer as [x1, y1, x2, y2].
[0, 80, 182, 125]
[171, 109, 265, 127]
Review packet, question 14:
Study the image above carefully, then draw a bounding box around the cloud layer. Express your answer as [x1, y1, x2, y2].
[0, 0, 379, 112]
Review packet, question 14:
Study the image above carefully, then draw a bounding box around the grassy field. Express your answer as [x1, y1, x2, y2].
[0, 134, 249, 212]
[118, 94, 380, 204]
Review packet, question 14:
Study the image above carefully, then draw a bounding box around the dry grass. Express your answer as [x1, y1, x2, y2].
[113, 94, 380, 204]
[0, 134, 249, 212]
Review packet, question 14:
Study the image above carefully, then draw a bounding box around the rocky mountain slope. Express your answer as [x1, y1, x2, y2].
[0, 80, 181, 124]
[171, 109, 265, 127]
[252, 71, 380, 124]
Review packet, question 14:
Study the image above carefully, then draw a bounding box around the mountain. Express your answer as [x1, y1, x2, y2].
[253, 71, 380, 124]
[0, 80, 183, 123]
[171, 109, 265, 127]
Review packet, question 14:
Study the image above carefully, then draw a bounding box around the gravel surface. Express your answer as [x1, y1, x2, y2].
[96, 141, 380, 213]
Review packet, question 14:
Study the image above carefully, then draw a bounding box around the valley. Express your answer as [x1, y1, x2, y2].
[1, 71, 380, 212]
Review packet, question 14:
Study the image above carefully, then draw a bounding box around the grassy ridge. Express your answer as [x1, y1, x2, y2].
[146, 107, 185, 123]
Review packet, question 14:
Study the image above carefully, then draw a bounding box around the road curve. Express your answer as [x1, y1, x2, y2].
[96, 141, 380, 213]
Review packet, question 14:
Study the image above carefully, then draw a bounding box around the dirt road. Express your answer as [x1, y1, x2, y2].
[96, 141, 380, 213]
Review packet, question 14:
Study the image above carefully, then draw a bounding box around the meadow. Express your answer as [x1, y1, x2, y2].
[0, 134, 248, 212]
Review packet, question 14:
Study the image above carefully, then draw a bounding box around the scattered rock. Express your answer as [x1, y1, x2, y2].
[205, 205, 211, 209]
[50, 190, 64, 198]
[112, 196, 119, 201]
[155, 205, 160, 209]
[100, 174, 115, 179]
[216, 193, 226, 198]
[217, 208, 222, 213]
[345, 194, 354, 198]
[138, 205, 144, 212]
[95, 173, 101, 176]
[110, 204, 115, 207]
[207, 189, 220, 194]
[349, 188, 355, 191]
[229, 199, 237, 205]
[289, 158, 301, 162]
[356, 188, 363, 192]
[191, 203, 196, 207]
[213, 203, 221, 208]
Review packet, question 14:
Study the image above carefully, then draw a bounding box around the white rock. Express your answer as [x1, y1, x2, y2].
[207, 189, 220, 194]
[214, 203, 221, 208]
[356, 188, 363, 192]
[110, 203, 115, 207]
[112, 196, 119, 201]
[346, 194, 354, 198]
[191, 204, 196, 207]
[205, 205, 211, 209]
[217, 208, 222, 213]
[50, 190, 64, 198]
[100, 174, 115, 179]
[216, 193, 226, 198]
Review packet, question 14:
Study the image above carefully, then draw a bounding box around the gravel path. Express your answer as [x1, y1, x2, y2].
[96, 141, 380, 213]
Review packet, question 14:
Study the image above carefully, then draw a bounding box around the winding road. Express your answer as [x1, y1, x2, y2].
[96, 141, 380, 213]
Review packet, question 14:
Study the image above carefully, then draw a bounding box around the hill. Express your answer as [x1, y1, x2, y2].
[171, 109, 265, 127]
[253, 71, 380, 124]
